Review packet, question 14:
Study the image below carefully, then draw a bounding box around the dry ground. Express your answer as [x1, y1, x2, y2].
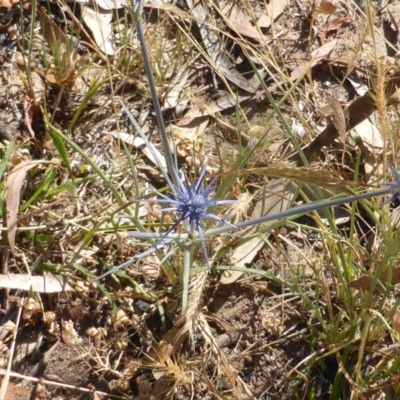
[1, 0, 400, 399]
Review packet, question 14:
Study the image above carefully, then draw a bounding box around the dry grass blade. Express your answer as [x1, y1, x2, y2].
[0, 274, 73, 293]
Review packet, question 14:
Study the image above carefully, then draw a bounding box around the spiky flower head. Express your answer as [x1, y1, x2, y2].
[147, 164, 237, 267]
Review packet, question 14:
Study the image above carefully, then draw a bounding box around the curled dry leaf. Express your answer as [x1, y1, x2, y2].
[347, 266, 400, 291]
[44, 56, 77, 86]
[0, 274, 73, 293]
[289, 40, 336, 82]
[318, 14, 352, 45]
[5, 160, 53, 253]
[62, 301, 83, 321]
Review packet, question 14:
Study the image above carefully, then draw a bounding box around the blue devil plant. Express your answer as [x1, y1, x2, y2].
[98, 0, 400, 305]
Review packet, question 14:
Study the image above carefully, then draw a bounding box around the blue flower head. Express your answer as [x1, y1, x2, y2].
[146, 164, 237, 267]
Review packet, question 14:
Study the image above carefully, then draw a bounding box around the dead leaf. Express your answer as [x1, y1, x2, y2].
[290, 40, 337, 82]
[175, 116, 209, 156]
[318, 14, 352, 45]
[353, 118, 383, 182]
[348, 266, 400, 291]
[318, 0, 338, 14]
[290, 73, 400, 165]
[353, 118, 383, 156]
[221, 180, 296, 284]
[132, 136, 168, 170]
[163, 70, 190, 109]
[346, 73, 369, 96]
[43, 55, 77, 86]
[219, 2, 265, 42]
[23, 101, 45, 140]
[81, 6, 115, 55]
[320, 98, 346, 143]
[62, 301, 83, 322]
[188, 0, 257, 93]
[171, 126, 204, 164]
[258, 0, 289, 28]
[268, 40, 337, 93]
[0, 274, 73, 293]
[5, 160, 52, 253]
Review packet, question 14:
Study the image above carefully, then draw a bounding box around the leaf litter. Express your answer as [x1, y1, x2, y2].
[1, 0, 400, 398]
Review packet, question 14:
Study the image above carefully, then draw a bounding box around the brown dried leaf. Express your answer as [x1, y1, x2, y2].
[290, 75, 400, 165]
[0, 273, 73, 293]
[318, 14, 352, 44]
[5, 160, 52, 253]
[188, 0, 256, 93]
[321, 98, 346, 143]
[353, 118, 383, 182]
[289, 40, 337, 82]
[44, 56, 76, 86]
[268, 40, 337, 93]
[318, 0, 338, 14]
[348, 267, 400, 291]
[221, 2, 265, 41]
[62, 301, 83, 321]
[258, 0, 289, 28]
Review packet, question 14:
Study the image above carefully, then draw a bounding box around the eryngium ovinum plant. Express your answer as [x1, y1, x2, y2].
[97, 0, 400, 311]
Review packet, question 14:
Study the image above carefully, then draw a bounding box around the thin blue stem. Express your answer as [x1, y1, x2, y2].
[133, 2, 179, 188]
[205, 186, 393, 237]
